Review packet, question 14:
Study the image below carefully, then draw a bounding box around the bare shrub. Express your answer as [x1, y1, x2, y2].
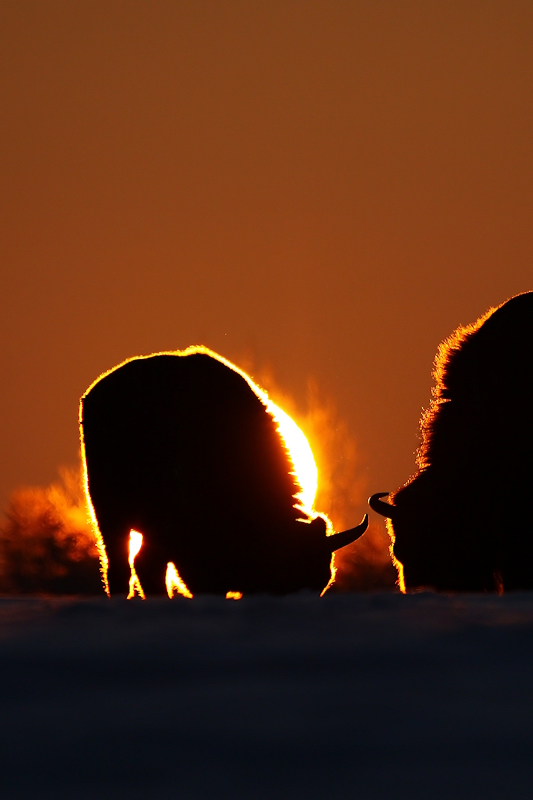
[0, 467, 103, 595]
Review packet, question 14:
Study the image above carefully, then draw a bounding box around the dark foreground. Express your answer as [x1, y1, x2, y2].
[1, 592, 533, 799]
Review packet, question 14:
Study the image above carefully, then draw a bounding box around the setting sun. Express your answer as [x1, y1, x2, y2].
[172, 346, 322, 519]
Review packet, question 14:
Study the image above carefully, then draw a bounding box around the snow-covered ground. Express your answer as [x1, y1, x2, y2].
[1, 592, 533, 799]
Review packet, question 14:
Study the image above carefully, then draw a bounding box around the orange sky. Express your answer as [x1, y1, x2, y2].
[1, 1, 532, 523]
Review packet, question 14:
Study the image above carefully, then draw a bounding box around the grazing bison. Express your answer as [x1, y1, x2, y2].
[80, 348, 367, 596]
[370, 291, 533, 592]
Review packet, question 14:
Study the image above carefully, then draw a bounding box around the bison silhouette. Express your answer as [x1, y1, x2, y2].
[80, 349, 367, 596]
[370, 291, 533, 592]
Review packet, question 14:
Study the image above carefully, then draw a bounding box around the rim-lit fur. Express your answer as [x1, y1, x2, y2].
[376, 292, 533, 592]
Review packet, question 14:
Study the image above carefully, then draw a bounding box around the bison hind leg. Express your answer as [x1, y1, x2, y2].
[133, 536, 170, 596]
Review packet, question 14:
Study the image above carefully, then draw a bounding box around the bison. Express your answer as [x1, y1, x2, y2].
[80, 348, 367, 596]
[370, 291, 533, 592]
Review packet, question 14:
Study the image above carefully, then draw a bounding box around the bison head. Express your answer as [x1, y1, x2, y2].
[370, 291, 533, 592]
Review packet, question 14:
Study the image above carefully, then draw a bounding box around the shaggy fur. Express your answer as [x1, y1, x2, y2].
[383, 292, 533, 591]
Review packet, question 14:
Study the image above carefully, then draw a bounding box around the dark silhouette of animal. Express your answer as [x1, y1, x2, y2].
[80, 349, 367, 596]
[370, 291, 533, 592]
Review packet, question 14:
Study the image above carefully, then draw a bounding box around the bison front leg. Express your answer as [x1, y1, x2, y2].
[101, 525, 134, 596]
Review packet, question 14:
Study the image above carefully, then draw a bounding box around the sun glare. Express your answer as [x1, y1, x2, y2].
[264, 404, 318, 515]
[127, 530, 145, 599]
[174, 346, 322, 519]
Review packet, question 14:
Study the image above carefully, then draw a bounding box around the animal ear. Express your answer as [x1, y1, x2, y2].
[297, 515, 327, 544]
[308, 516, 327, 535]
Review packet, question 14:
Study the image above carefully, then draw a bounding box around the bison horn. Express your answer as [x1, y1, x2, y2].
[368, 492, 397, 519]
[327, 514, 368, 552]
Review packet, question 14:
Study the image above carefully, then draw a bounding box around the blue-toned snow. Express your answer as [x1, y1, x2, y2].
[1, 591, 533, 799]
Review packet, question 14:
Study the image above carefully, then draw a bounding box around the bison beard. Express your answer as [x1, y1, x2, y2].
[370, 291, 533, 592]
[80, 351, 366, 596]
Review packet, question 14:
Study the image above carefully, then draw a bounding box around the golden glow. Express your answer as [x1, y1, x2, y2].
[226, 591, 243, 600]
[319, 551, 337, 597]
[129, 530, 143, 560]
[79, 417, 109, 596]
[386, 518, 406, 593]
[127, 530, 146, 599]
[265, 404, 318, 515]
[418, 306, 497, 472]
[166, 561, 193, 599]
[80, 344, 336, 595]
[175, 346, 320, 517]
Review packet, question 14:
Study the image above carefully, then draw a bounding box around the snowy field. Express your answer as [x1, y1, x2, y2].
[1, 592, 533, 799]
